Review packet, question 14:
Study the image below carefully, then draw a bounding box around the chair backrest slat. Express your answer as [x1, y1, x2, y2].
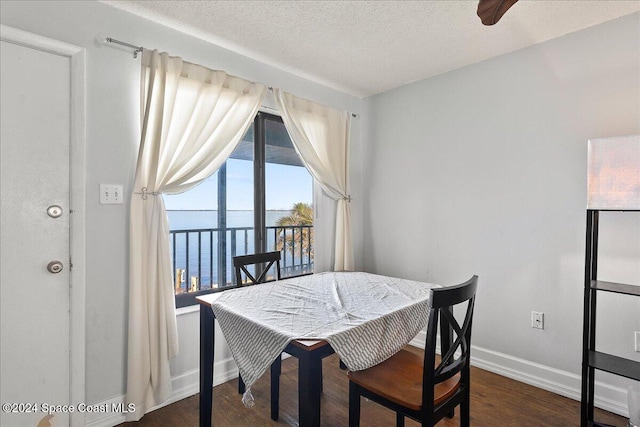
[233, 251, 282, 286]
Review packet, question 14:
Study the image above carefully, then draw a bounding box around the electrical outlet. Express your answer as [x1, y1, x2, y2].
[635, 331, 640, 352]
[100, 184, 123, 204]
[531, 311, 544, 330]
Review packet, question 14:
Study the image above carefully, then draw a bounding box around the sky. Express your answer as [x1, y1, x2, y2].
[163, 158, 312, 211]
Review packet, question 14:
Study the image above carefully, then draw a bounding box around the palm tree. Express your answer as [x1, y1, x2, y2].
[275, 202, 314, 266]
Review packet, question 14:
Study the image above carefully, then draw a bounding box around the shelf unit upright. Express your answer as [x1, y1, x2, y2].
[581, 208, 640, 427]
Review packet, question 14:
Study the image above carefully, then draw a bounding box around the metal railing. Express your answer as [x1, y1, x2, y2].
[170, 225, 313, 295]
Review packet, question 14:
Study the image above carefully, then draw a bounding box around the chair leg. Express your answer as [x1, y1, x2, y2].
[270, 354, 282, 421]
[238, 375, 245, 394]
[396, 412, 405, 427]
[319, 359, 324, 392]
[460, 389, 470, 427]
[348, 381, 360, 427]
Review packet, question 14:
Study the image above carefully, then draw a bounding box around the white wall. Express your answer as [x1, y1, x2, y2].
[0, 0, 364, 419]
[364, 13, 639, 414]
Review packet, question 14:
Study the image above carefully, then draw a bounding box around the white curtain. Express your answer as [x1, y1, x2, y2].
[274, 89, 353, 271]
[126, 49, 266, 421]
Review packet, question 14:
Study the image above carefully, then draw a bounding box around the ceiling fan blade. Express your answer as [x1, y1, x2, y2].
[477, 0, 519, 26]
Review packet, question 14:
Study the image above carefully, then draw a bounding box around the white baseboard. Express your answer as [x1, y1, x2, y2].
[409, 331, 629, 418]
[84, 357, 239, 427]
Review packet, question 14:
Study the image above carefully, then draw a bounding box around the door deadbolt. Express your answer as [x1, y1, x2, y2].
[47, 261, 64, 274]
[47, 205, 63, 218]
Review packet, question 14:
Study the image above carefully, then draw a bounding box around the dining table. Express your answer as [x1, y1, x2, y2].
[197, 271, 440, 427]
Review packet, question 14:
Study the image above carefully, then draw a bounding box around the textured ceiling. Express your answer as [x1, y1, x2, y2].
[102, 1, 640, 98]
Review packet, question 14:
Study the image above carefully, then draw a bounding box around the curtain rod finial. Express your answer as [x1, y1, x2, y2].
[95, 33, 108, 46]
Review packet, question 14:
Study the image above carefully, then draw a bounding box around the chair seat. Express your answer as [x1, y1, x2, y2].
[347, 349, 461, 411]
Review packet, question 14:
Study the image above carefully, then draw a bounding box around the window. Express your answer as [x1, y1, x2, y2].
[164, 112, 314, 307]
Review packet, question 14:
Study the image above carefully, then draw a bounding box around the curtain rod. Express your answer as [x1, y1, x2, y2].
[267, 87, 358, 118]
[104, 36, 358, 118]
[105, 36, 144, 58]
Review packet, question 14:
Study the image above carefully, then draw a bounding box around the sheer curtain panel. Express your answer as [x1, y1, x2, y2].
[127, 49, 266, 420]
[274, 89, 353, 271]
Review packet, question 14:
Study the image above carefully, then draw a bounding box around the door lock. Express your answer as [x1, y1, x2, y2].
[47, 261, 64, 274]
[47, 205, 63, 218]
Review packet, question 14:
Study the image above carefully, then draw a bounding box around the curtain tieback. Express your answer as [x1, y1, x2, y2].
[134, 187, 159, 200]
[342, 195, 352, 203]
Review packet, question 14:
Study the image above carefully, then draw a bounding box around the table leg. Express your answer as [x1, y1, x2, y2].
[298, 351, 322, 427]
[200, 305, 215, 427]
[270, 354, 282, 421]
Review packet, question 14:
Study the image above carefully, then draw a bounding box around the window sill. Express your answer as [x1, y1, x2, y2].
[176, 304, 199, 316]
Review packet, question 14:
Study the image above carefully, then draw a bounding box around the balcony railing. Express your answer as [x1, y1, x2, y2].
[170, 225, 313, 297]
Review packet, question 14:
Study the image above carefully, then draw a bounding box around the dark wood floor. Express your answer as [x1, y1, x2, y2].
[119, 349, 626, 426]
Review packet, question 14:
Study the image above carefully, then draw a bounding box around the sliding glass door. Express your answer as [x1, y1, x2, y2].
[165, 112, 313, 307]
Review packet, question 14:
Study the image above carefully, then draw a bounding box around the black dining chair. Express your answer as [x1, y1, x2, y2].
[234, 251, 282, 287]
[233, 251, 283, 420]
[348, 275, 478, 427]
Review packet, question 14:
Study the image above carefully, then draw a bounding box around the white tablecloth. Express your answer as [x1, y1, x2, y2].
[210, 271, 439, 403]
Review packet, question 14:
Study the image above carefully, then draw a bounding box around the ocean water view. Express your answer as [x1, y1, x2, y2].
[168, 210, 313, 292]
[167, 209, 291, 230]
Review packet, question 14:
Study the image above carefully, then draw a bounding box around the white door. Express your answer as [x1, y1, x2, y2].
[1, 39, 72, 427]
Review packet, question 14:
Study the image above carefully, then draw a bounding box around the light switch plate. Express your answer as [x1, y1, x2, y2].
[100, 184, 123, 204]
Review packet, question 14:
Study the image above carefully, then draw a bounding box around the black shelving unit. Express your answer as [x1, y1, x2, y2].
[581, 209, 640, 427]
